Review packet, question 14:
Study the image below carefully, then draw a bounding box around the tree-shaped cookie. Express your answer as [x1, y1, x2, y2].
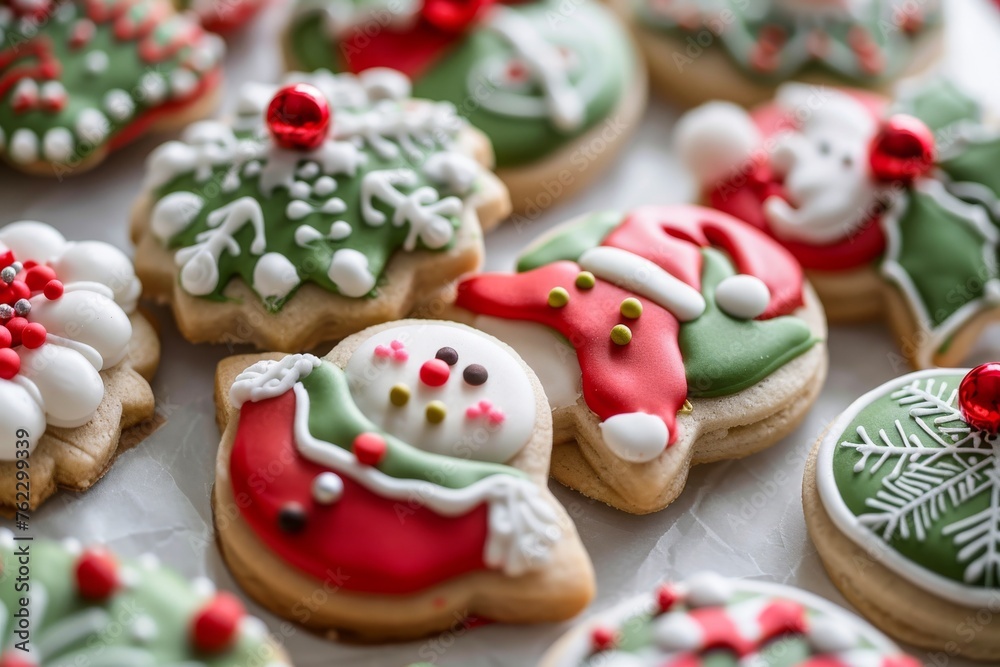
[0, 0, 224, 175]
[132, 69, 510, 351]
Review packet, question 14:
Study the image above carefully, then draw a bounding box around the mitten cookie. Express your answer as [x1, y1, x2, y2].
[0, 529, 292, 665]
[804, 364, 1000, 660]
[449, 205, 827, 514]
[620, 0, 943, 107]
[132, 69, 510, 351]
[539, 572, 920, 666]
[173, 0, 264, 32]
[0, 0, 224, 176]
[0, 221, 159, 515]
[212, 320, 593, 641]
[677, 78, 1000, 367]
[284, 0, 645, 214]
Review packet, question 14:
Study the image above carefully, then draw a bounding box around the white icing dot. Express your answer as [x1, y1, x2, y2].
[119, 566, 140, 589]
[243, 160, 262, 177]
[76, 108, 109, 144]
[9, 128, 38, 163]
[684, 572, 733, 607]
[40, 81, 65, 106]
[221, 168, 241, 193]
[289, 180, 311, 200]
[85, 50, 108, 75]
[252, 252, 300, 301]
[191, 576, 216, 599]
[294, 225, 324, 247]
[359, 67, 412, 101]
[328, 248, 375, 297]
[131, 615, 159, 643]
[312, 472, 344, 504]
[312, 175, 336, 197]
[171, 69, 198, 99]
[286, 200, 312, 221]
[422, 151, 479, 195]
[715, 274, 772, 320]
[43, 127, 74, 162]
[297, 162, 320, 179]
[104, 89, 134, 122]
[807, 620, 859, 654]
[151, 191, 204, 242]
[140, 72, 167, 104]
[0, 528, 14, 549]
[240, 616, 269, 640]
[61, 538, 82, 555]
[652, 612, 703, 651]
[328, 220, 352, 241]
[137, 553, 160, 570]
[599, 412, 669, 463]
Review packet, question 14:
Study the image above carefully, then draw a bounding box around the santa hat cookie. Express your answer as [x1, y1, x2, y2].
[0, 0, 224, 176]
[0, 530, 292, 665]
[677, 77, 1000, 368]
[450, 205, 827, 514]
[132, 69, 510, 351]
[805, 364, 1000, 660]
[621, 0, 943, 106]
[172, 0, 265, 33]
[0, 221, 159, 515]
[284, 0, 646, 215]
[539, 572, 921, 667]
[212, 320, 594, 640]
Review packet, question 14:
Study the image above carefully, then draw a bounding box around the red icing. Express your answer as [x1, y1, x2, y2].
[0, 652, 36, 667]
[229, 390, 491, 595]
[191, 592, 245, 653]
[74, 549, 119, 601]
[590, 626, 617, 651]
[959, 362, 1000, 434]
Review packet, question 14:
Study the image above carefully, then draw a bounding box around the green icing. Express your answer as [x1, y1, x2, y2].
[940, 135, 1000, 209]
[831, 372, 996, 588]
[288, 0, 634, 167]
[894, 76, 983, 133]
[0, 537, 280, 665]
[681, 248, 816, 397]
[301, 361, 525, 488]
[515, 210, 622, 271]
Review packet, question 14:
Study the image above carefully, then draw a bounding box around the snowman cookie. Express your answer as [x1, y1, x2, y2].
[284, 0, 646, 215]
[0, 221, 159, 515]
[212, 320, 593, 641]
[539, 572, 920, 667]
[0, 530, 292, 665]
[449, 205, 826, 514]
[0, 0, 224, 176]
[173, 0, 265, 32]
[677, 78, 1000, 368]
[622, 0, 943, 107]
[805, 364, 1000, 660]
[132, 69, 510, 351]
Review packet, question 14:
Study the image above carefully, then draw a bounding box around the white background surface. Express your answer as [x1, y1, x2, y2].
[6, 1, 1000, 665]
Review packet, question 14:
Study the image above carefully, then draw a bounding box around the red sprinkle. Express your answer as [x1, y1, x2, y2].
[20, 323, 46, 350]
[75, 549, 119, 601]
[0, 349, 19, 380]
[191, 592, 245, 653]
[419, 358, 451, 387]
[352, 432, 388, 466]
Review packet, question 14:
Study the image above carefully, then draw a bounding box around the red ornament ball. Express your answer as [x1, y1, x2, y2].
[24, 265, 56, 291]
[75, 548, 119, 601]
[43, 280, 63, 300]
[655, 583, 680, 612]
[266, 84, 331, 151]
[20, 323, 46, 349]
[353, 432, 387, 466]
[590, 626, 617, 652]
[191, 592, 245, 653]
[959, 362, 1000, 434]
[419, 358, 451, 387]
[0, 349, 19, 380]
[869, 114, 936, 183]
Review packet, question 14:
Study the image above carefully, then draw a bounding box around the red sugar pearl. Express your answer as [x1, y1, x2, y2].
[590, 626, 617, 652]
[959, 362, 1000, 434]
[43, 280, 64, 300]
[419, 358, 451, 387]
[20, 323, 46, 350]
[24, 265, 56, 291]
[75, 548, 119, 601]
[0, 327, 10, 348]
[191, 592, 245, 653]
[0, 349, 19, 380]
[352, 432, 387, 466]
[8, 281, 28, 302]
[6, 318, 27, 346]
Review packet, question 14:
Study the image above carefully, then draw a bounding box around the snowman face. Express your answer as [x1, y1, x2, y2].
[344, 323, 537, 464]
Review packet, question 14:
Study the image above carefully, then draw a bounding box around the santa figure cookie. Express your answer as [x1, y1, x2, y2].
[284, 0, 646, 214]
[677, 78, 1000, 368]
[805, 364, 1000, 660]
[0, 221, 159, 515]
[0, 0, 224, 176]
[0, 530, 292, 665]
[539, 572, 920, 666]
[450, 205, 827, 514]
[622, 0, 943, 106]
[212, 320, 593, 640]
[132, 69, 510, 351]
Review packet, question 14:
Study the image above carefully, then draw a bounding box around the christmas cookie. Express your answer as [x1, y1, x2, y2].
[0, 221, 159, 515]
[449, 205, 827, 514]
[677, 78, 1000, 368]
[539, 572, 920, 667]
[0, 529, 292, 665]
[623, 0, 943, 107]
[284, 0, 645, 214]
[805, 364, 1000, 660]
[212, 320, 593, 641]
[132, 69, 510, 351]
[173, 0, 265, 33]
[0, 0, 224, 176]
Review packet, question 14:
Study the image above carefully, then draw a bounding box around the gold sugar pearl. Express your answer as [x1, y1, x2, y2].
[426, 401, 447, 424]
[611, 324, 632, 346]
[575, 271, 595, 289]
[548, 287, 570, 308]
[389, 383, 410, 406]
[620, 298, 643, 319]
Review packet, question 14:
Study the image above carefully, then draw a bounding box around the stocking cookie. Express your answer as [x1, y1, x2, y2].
[539, 572, 920, 667]
[621, 0, 943, 106]
[132, 69, 510, 351]
[173, 0, 265, 32]
[677, 78, 1000, 367]
[284, 0, 645, 214]
[805, 364, 1000, 660]
[0, 221, 159, 515]
[0, 530, 292, 665]
[0, 0, 224, 176]
[213, 320, 593, 641]
[449, 205, 826, 514]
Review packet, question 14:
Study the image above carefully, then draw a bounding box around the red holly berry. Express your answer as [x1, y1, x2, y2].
[419, 358, 451, 387]
[0, 349, 19, 380]
[266, 84, 331, 151]
[191, 592, 245, 653]
[5, 318, 27, 346]
[20, 323, 46, 350]
[868, 114, 936, 183]
[8, 281, 29, 302]
[0, 327, 11, 348]
[655, 583, 680, 612]
[959, 363, 1000, 434]
[590, 625, 617, 652]
[24, 265, 56, 291]
[75, 548, 119, 601]
[0, 251, 14, 268]
[353, 432, 387, 465]
[43, 280, 63, 300]
[0, 650, 37, 667]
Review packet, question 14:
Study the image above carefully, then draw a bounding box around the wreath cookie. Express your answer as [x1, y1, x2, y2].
[0, 0, 224, 176]
[212, 320, 593, 640]
[539, 572, 920, 667]
[284, 0, 646, 214]
[622, 0, 943, 107]
[0, 530, 292, 665]
[449, 205, 827, 514]
[0, 221, 159, 515]
[677, 78, 1000, 368]
[804, 364, 1000, 660]
[132, 69, 510, 351]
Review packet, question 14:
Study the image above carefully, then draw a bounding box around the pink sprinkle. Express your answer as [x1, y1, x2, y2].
[393, 349, 409, 362]
[374, 345, 392, 358]
[466, 405, 482, 419]
[487, 409, 505, 425]
[478, 400, 492, 411]
[390, 340, 404, 350]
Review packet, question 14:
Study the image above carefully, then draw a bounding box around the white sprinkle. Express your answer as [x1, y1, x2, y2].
[312, 472, 344, 504]
[312, 175, 336, 197]
[85, 50, 108, 75]
[43, 127, 74, 162]
[9, 128, 38, 163]
[328, 221, 352, 241]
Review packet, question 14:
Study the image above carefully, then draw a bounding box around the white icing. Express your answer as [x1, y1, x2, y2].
[0, 379, 47, 460]
[10, 128, 38, 164]
[104, 89, 134, 122]
[358, 68, 412, 101]
[85, 50, 108, 75]
[150, 192, 205, 242]
[328, 220, 352, 240]
[230, 354, 321, 407]
[252, 252, 300, 301]
[170, 69, 198, 99]
[27, 289, 133, 369]
[599, 412, 669, 463]
[175, 197, 267, 296]
[422, 151, 480, 195]
[75, 108, 109, 144]
[18, 344, 105, 428]
[312, 471, 344, 504]
[48, 241, 142, 312]
[335, 99, 462, 161]
[360, 169, 461, 250]
[344, 323, 537, 464]
[42, 128, 73, 163]
[327, 248, 375, 297]
[713, 274, 771, 320]
[139, 71, 167, 104]
[0, 221, 67, 262]
[652, 612, 702, 651]
[684, 571, 733, 607]
[675, 101, 762, 190]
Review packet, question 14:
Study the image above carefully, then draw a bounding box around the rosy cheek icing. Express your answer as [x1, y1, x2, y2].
[374, 339, 408, 361]
[466, 400, 505, 425]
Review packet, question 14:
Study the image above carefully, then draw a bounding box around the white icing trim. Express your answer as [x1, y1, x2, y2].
[360, 169, 462, 250]
[230, 354, 321, 407]
[174, 197, 267, 296]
